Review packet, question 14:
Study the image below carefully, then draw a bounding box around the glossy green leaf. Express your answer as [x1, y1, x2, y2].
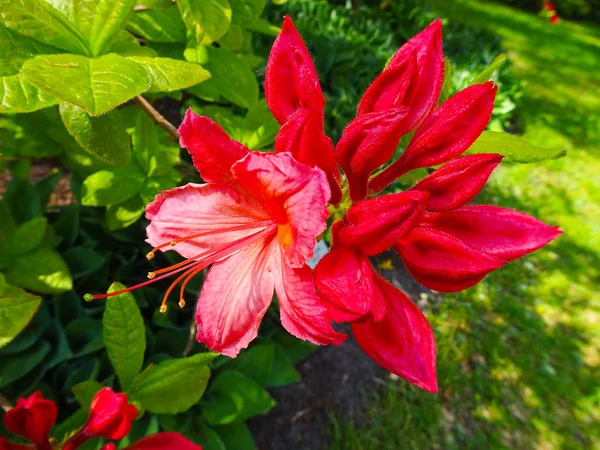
[244, 17, 280, 36]
[60, 103, 131, 166]
[22, 53, 150, 116]
[103, 282, 146, 391]
[63, 247, 105, 279]
[471, 53, 507, 85]
[224, 343, 299, 387]
[130, 352, 217, 414]
[140, 178, 176, 204]
[0, 274, 42, 348]
[0, 26, 59, 77]
[127, 56, 210, 93]
[241, 100, 279, 149]
[127, 6, 187, 43]
[0, 73, 59, 113]
[66, 318, 104, 356]
[215, 422, 256, 450]
[105, 195, 146, 230]
[466, 131, 566, 163]
[81, 168, 145, 206]
[0, 0, 90, 55]
[230, 0, 265, 25]
[178, 0, 232, 45]
[0, 340, 50, 387]
[202, 370, 275, 425]
[6, 248, 72, 294]
[72, 379, 104, 410]
[10, 217, 47, 256]
[219, 24, 243, 51]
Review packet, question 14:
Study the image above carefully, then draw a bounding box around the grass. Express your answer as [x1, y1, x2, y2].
[334, 1, 600, 448]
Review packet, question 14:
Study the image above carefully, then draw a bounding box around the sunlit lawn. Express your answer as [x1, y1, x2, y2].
[335, 1, 600, 448]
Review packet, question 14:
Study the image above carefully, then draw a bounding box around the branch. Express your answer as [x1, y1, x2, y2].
[134, 95, 180, 140]
[0, 393, 13, 412]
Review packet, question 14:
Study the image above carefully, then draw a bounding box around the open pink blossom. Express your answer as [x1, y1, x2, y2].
[88, 110, 344, 357]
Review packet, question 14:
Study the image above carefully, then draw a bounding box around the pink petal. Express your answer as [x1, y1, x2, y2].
[335, 191, 429, 256]
[275, 108, 342, 204]
[265, 15, 325, 124]
[352, 275, 437, 393]
[196, 237, 277, 357]
[314, 245, 386, 323]
[275, 255, 346, 345]
[146, 183, 270, 259]
[232, 152, 331, 267]
[335, 108, 409, 201]
[358, 18, 444, 131]
[423, 206, 563, 261]
[127, 432, 202, 450]
[396, 227, 505, 292]
[178, 110, 249, 184]
[411, 154, 503, 212]
[369, 82, 497, 192]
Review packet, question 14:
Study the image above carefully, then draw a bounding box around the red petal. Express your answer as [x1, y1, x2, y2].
[4, 392, 57, 445]
[178, 109, 249, 184]
[127, 432, 202, 450]
[358, 18, 444, 131]
[369, 82, 497, 193]
[423, 206, 562, 261]
[352, 275, 437, 393]
[314, 245, 386, 323]
[265, 15, 325, 124]
[335, 108, 409, 201]
[336, 191, 429, 256]
[411, 154, 503, 212]
[396, 227, 505, 292]
[275, 108, 342, 204]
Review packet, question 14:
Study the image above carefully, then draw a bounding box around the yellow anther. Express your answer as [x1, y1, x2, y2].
[179, 299, 186, 308]
[146, 252, 155, 260]
[170, 240, 177, 246]
[160, 304, 167, 313]
[147, 272, 156, 279]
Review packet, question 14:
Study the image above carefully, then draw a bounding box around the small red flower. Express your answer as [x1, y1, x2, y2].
[100, 433, 202, 450]
[85, 388, 138, 440]
[3, 392, 56, 448]
[0, 436, 32, 450]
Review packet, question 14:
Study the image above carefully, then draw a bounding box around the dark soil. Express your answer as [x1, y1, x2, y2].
[249, 253, 439, 450]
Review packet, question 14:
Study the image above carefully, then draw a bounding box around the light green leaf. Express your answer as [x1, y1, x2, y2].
[130, 352, 217, 414]
[241, 100, 279, 149]
[10, 217, 47, 256]
[439, 56, 452, 105]
[5, 248, 72, 294]
[230, 0, 265, 25]
[127, 6, 187, 43]
[215, 422, 256, 450]
[60, 103, 131, 166]
[132, 113, 181, 177]
[178, 0, 232, 45]
[106, 196, 146, 230]
[218, 24, 243, 51]
[0, 26, 60, 77]
[81, 168, 145, 206]
[103, 282, 146, 391]
[22, 53, 150, 116]
[466, 131, 566, 163]
[202, 370, 275, 425]
[244, 17, 280, 36]
[471, 53, 507, 85]
[127, 56, 210, 93]
[0, 0, 90, 55]
[140, 177, 176, 205]
[72, 380, 104, 410]
[0, 73, 58, 113]
[0, 273, 42, 348]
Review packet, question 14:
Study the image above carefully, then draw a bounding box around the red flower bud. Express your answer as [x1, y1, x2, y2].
[358, 18, 444, 132]
[352, 275, 437, 393]
[126, 432, 203, 450]
[265, 15, 326, 124]
[276, 108, 342, 204]
[3, 392, 56, 447]
[84, 388, 138, 440]
[335, 108, 409, 201]
[411, 154, 503, 212]
[370, 82, 497, 193]
[335, 191, 429, 255]
[0, 437, 32, 450]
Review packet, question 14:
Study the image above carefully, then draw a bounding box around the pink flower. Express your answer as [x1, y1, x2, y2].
[89, 110, 344, 357]
[3, 392, 56, 449]
[100, 432, 202, 450]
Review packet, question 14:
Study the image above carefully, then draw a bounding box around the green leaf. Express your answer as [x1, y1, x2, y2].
[127, 6, 187, 43]
[224, 343, 299, 387]
[230, 0, 265, 25]
[244, 17, 280, 36]
[215, 422, 256, 450]
[63, 247, 105, 279]
[466, 131, 566, 163]
[81, 168, 145, 206]
[140, 178, 176, 204]
[0, 274, 41, 348]
[0, 340, 50, 388]
[72, 380, 104, 410]
[202, 370, 275, 425]
[198, 46, 258, 109]
[241, 100, 279, 149]
[5, 248, 72, 294]
[66, 318, 103, 356]
[106, 196, 145, 230]
[129, 352, 217, 414]
[0, 26, 59, 77]
[471, 53, 507, 85]
[60, 103, 131, 166]
[0, 73, 59, 113]
[0, 0, 90, 55]
[127, 56, 210, 93]
[90, 0, 136, 56]
[178, 0, 232, 45]
[439, 56, 452, 105]
[22, 53, 150, 116]
[103, 282, 146, 391]
[10, 217, 47, 256]
[219, 24, 243, 51]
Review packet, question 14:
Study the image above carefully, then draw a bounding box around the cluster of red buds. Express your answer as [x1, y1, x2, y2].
[1, 389, 201, 450]
[542, 1, 560, 24]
